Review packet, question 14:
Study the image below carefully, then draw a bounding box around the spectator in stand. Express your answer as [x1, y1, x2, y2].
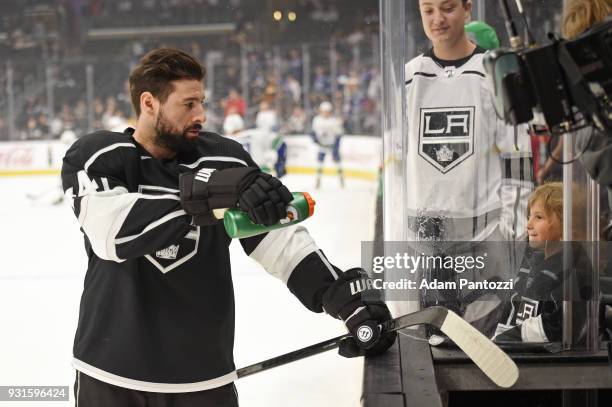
[102, 96, 119, 129]
[21, 117, 43, 140]
[59, 103, 76, 132]
[73, 99, 88, 133]
[262, 74, 278, 106]
[37, 113, 50, 138]
[339, 69, 362, 133]
[0, 118, 8, 141]
[92, 97, 105, 130]
[287, 48, 303, 81]
[285, 75, 302, 104]
[312, 65, 330, 98]
[223, 87, 246, 118]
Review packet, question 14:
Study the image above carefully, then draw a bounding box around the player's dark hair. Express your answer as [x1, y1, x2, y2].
[129, 48, 205, 117]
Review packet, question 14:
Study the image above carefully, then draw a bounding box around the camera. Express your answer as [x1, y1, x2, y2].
[483, 16, 612, 135]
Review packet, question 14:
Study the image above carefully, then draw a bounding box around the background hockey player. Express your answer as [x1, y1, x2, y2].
[406, 0, 533, 337]
[222, 105, 245, 137]
[61, 48, 395, 407]
[254, 100, 278, 133]
[223, 104, 287, 177]
[26, 127, 78, 205]
[311, 101, 344, 189]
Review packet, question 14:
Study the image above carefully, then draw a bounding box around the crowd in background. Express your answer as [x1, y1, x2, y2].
[0, 0, 380, 141]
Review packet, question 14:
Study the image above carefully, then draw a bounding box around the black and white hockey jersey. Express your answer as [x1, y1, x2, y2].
[61, 129, 340, 392]
[493, 245, 592, 342]
[404, 47, 533, 241]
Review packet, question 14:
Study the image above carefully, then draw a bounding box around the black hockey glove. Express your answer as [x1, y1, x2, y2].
[179, 167, 292, 226]
[238, 171, 293, 226]
[322, 268, 396, 358]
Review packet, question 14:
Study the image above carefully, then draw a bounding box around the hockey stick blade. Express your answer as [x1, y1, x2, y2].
[389, 306, 519, 388]
[237, 306, 518, 388]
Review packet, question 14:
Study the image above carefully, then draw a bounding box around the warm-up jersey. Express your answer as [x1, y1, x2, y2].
[61, 129, 340, 392]
[312, 115, 343, 148]
[404, 48, 533, 241]
[226, 128, 280, 173]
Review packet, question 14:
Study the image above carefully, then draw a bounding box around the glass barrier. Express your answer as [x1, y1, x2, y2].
[379, 0, 603, 352]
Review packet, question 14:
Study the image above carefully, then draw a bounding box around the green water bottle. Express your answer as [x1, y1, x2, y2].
[213, 192, 316, 239]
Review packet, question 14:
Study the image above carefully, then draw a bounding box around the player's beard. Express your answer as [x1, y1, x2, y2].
[153, 109, 199, 154]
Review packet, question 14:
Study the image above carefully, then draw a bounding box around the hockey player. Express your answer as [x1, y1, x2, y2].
[61, 48, 395, 407]
[407, 0, 533, 336]
[223, 105, 287, 177]
[26, 127, 78, 205]
[311, 101, 344, 189]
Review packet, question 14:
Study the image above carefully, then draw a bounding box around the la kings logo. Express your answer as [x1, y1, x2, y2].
[136, 185, 201, 273]
[156, 245, 180, 260]
[418, 106, 475, 173]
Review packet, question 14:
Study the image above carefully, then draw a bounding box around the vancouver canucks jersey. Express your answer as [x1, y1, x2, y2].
[226, 128, 280, 173]
[404, 48, 533, 241]
[312, 115, 343, 148]
[61, 129, 340, 392]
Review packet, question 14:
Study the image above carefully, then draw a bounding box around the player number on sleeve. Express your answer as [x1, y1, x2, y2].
[76, 170, 110, 196]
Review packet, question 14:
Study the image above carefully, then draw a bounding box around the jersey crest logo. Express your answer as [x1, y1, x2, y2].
[156, 245, 180, 260]
[516, 297, 539, 324]
[135, 186, 201, 273]
[418, 106, 475, 173]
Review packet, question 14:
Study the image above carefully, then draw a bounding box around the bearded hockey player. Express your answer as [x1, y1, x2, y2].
[61, 48, 395, 407]
[311, 101, 344, 189]
[407, 0, 533, 336]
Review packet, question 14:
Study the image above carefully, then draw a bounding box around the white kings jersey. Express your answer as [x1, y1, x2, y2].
[405, 49, 533, 241]
[312, 115, 343, 148]
[227, 128, 278, 171]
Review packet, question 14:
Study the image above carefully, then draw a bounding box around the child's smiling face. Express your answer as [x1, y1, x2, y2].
[527, 199, 562, 249]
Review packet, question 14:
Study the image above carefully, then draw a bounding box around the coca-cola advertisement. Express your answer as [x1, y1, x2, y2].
[0, 147, 34, 168]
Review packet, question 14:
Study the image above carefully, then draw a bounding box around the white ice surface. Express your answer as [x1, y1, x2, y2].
[0, 173, 377, 406]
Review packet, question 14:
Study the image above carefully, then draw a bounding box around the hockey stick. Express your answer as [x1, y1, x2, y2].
[237, 306, 519, 388]
[26, 185, 60, 201]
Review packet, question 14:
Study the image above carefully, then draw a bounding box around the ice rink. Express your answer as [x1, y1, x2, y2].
[0, 172, 377, 406]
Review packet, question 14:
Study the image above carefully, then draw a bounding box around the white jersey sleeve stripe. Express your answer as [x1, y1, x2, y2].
[115, 210, 187, 245]
[79, 189, 139, 262]
[315, 249, 339, 280]
[180, 156, 248, 169]
[79, 188, 186, 262]
[84, 143, 136, 173]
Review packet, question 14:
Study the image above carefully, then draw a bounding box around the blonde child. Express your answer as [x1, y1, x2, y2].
[493, 183, 565, 342]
